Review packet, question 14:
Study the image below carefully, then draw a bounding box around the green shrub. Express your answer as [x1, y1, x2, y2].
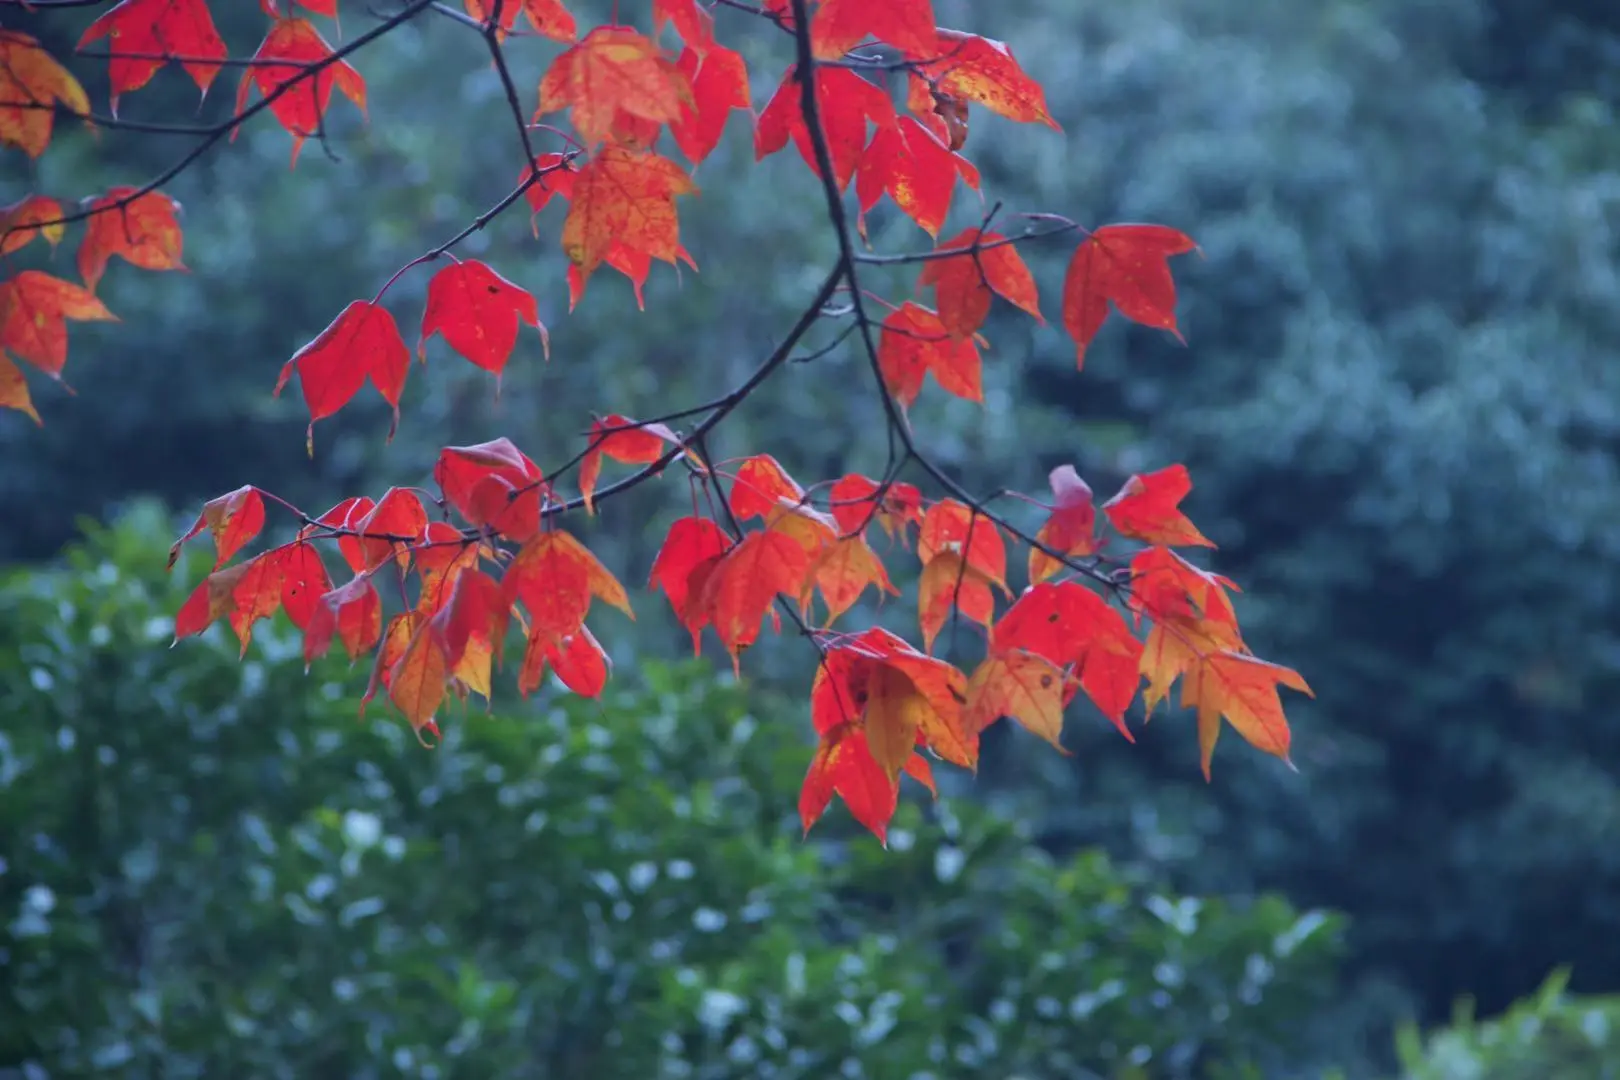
[2, 505, 1343, 1078]
[1396, 968, 1620, 1080]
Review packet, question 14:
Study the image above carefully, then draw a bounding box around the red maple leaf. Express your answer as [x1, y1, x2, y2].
[670, 44, 751, 165]
[755, 64, 895, 193]
[856, 116, 980, 237]
[273, 300, 409, 452]
[1103, 464, 1215, 548]
[419, 260, 546, 382]
[234, 17, 367, 166]
[876, 301, 983, 405]
[1062, 224, 1198, 367]
[560, 145, 697, 283]
[916, 228, 1042, 339]
[433, 438, 549, 542]
[78, 0, 226, 112]
[809, 0, 937, 60]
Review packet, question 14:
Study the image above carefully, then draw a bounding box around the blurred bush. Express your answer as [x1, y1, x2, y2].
[1395, 968, 1620, 1080]
[1, 505, 1343, 1079]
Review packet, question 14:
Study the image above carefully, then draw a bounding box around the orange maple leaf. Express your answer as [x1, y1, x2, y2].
[174, 541, 330, 657]
[502, 529, 633, 641]
[388, 622, 449, 740]
[0, 271, 118, 383]
[729, 453, 806, 520]
[694, 529, 809, 669]
[906, 29, 1058, 130]
[0, 31, 90, 158]
[965, 649, 1070, 752]
[1062, 224, 1198, 367]
[78, 188, 186, 292]
[801, 534, 897, 626]
[811, 627, 977, 771]
[0, 356, 40, 424]
[537, 25, 691, 149]
[800, 722, 917, 843]
[234, 17, 367, 167]
[917, 498, 1006, 591]
[78, 0, 226, 112]
[918, 549, 995, 653]
[560, 144, 697, 282]
[1185, 651, 1313, 780]
[993, 580, 1144, 740]
[347, 487, 428, 574]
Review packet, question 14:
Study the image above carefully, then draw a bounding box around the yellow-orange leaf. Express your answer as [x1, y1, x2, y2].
[863, 663, 928, 781]
[918, 550, 994, 653]
[0, 354, 40, 424]
[389, 624, 449, 740]
[1140, 613, 1240, 720]
[801, 535, 897, 626]
[1185, 651, 1312, 779]
[965, 650, 1068, 751]
[0, 196, 66, 258]
[0, 31, 90, 158]
[918, 498, 1006, 591]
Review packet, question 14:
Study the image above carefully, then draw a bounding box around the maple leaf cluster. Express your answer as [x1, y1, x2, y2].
[3, 0, 1313, 845]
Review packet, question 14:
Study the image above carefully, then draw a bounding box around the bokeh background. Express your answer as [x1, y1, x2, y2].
[5, 0, 1620, 1076]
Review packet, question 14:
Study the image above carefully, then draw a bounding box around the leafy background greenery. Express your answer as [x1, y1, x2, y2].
[4, 0, 1620, 1075]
